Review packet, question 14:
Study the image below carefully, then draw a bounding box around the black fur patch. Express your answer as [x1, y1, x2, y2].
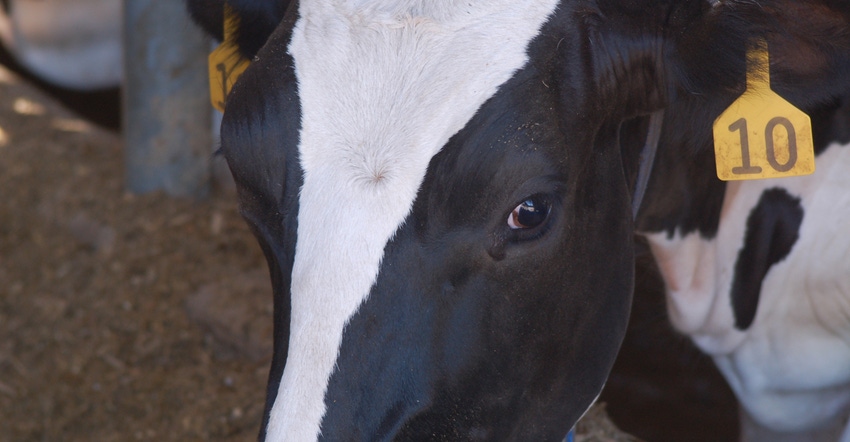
[731, 188, 804, 330]
[186, 0, 290, 59]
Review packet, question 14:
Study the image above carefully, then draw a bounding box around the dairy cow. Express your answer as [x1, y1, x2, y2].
[189, 0, 850, 440]
[639, 82, 850, 440]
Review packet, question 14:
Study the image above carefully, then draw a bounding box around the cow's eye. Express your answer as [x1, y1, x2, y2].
[508, 196, 551, 230]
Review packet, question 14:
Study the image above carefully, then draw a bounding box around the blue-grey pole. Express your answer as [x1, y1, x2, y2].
[123, 0, 211, 199]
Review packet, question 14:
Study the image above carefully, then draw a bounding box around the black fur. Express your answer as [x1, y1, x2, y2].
[187, 0, 290, 59]
[730, 188, 804, 330]
[218, 3, 301, 439]
[186, 0, 225, 42]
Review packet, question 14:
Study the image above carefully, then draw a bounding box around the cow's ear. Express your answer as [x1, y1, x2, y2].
[228, 0, 292, 59]
[187, 0, 226, 42]
[186, 0, 292, 59]
[671, 0, 850, 110]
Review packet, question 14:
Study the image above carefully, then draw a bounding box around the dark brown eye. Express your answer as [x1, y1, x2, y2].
[507, 196, 550, 230]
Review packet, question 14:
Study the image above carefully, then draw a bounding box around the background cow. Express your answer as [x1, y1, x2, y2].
[0, 0, 121, 90]
[189, 0, 850, 440]
[639, 75, 850, 441]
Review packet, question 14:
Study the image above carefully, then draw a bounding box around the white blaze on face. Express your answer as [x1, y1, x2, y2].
[265, 1, 560, 440]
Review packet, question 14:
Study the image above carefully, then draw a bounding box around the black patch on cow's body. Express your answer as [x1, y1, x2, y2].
[730, 188, 803, 330]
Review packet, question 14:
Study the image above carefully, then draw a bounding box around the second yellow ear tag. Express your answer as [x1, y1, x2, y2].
[208, 6, 251, 112]
[713, 40, 815, 181]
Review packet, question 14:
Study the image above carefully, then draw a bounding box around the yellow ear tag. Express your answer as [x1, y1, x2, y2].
[712, 40, 815, 181]
[208, 6, 251, 112]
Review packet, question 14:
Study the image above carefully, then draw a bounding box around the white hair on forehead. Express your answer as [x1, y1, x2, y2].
[264, 0, 561, 440]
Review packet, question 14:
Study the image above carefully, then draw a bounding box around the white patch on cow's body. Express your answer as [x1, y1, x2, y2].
[645, 142, 850, 433]
[264, 1, 559, 440]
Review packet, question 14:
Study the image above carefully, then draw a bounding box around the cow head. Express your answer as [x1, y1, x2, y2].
[633, 1, 850, 350]
[631, 3, 850, 437]
[189, 0, 850, 440]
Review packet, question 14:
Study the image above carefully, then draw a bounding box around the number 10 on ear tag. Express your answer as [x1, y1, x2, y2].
[713, 40, 815, 181]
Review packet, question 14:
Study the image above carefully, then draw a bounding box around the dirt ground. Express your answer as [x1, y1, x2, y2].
[0, 66, 650, 441]
[0, 66, 273, 441]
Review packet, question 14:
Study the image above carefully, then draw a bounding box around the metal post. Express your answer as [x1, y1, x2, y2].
[123, 0, 211, 199]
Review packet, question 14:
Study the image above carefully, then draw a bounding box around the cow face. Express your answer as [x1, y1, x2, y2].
[221, 1, 642, 439]
[207, 0, 850, 440]
[629, 1, 850, 438]
[636, 56, 850, 441]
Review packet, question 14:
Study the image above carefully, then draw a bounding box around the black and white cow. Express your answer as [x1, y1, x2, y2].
[639, 83, 850, 439]
[188, 0, 850, 440]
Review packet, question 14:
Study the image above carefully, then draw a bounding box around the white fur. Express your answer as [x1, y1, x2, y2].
[265, 1, 560, 440]
[645, 142, 850, 434]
